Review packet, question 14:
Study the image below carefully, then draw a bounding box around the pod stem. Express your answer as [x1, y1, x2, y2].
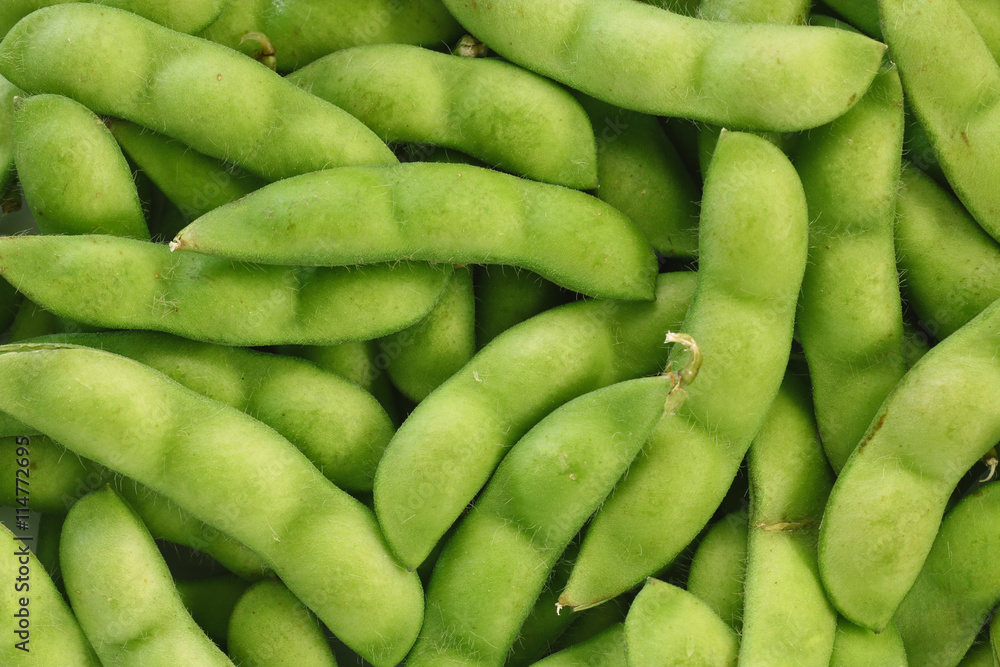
[240, 32, 277, 71]
[980, 448, 999, 483]
[662, 332, 701, 416]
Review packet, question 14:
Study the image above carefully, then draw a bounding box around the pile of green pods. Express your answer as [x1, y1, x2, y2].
[0, 1, 998, 665]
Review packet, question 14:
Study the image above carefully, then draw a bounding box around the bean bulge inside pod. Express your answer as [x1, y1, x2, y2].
[170, 162, 658, 301]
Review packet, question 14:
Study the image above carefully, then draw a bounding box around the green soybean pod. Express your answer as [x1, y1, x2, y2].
[574, 93, 700, 258]
[879, 0, 1000, 242]
[374, 271, 697, 569]
[108, 119, 265, 224]
[0, 523, 100, 666]
[686, 511, 748, 631]
[895, 163, 1000, 339]
[382, 266, 475, 403]
[531, 623, 626, 667]
[0, 344, 423, 666]
[199, 0, 462, 73]
[823, 0, 883, 37]
[61, 486, 234, 666]
[227, 580, 338, 667]
[0, 235, 451, 346]
[506, 545, 581, 667]
[624, 578, 739, 666]
[0, 0, 228, 36]
[829, 618, 908, 667]
[175, 574, 251, 649]
[13, 94, 148, 239]
[0, 5, 396, 182]
[700, 0, 810, 23]
[438, 0, 884, 132]
[35, 330, 395, 493]
[562, 130, 808, 610]
[407, 353, 698, 665]
[739, 373, 837, 665]
[893, 481, 1000, 666]
[474, 266, 565, 349]
[959, 0, 1000, 63]
[287, 44, 598, 190]
[0, 73, 19, 193]
[795, 66, 906, 472]
[818, 296, 1000, 631]
[170, 163, 657, 301]
[276, 341, 400, 425]
[0, 434, 107, 513]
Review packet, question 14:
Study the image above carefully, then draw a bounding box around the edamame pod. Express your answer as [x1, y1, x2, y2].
[0, 523, 99, 666]
[199, 0, 462, 72]
[408, 353, 698, 665]
[170, 163, 658, 301]
[829, 618, 908, 667]
[507, 546, 580, 667]
[0, 4, 396, 181]
[227, 580, 338, 667]
[0, 345, 424, 666]
[686, 511, 748, 631]
[108, 119, 265, 224]
[562, 130, 808, 610]
[439, 0, 885, 131]
[880, 0, 1000, 242]
[700, 0, 810, 23]
[382, 266, 475, 403]
[374, 271, 697, 569]
[893, 481, 1000, 666]
[474, 266, 565, 349]
[0, 434, 106, 513]
[818, 296, 1000, 630]
[0, 235, 452, 346]
[823, 0, 883, 37]
[35, 330, 395, 493]
[1, 0, 228, 36]
[960, 0, 1000, 63]
[796, 66, 907, 472]
[287, 44, 598, 189]
[62, 486, 234, 666]
[574, 93, 700, 257]
[13, 94, 149, 239]
[739, 373, 837, 665]
[895, 163, 1000, 339]
[531, 623, 626, 667]
[624, 578, 739, 666]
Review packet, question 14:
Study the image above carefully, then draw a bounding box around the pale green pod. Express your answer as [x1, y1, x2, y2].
[199, 0, 462, 73]
[0, 522, 99, 666]
[287, 44, 598, 189]
[374, 271, 697, 570]
[894, 481, 1000, 666]
[624, 578, 739, 666]
[108, 119, 265, 225]
[574, 93, 700, 257]
[35, 330, 395, 493]
[61, 487, 234, 666]
[0, 235, 451, 346]
[829, 618, 908, 667]
[686, 511, 748, 631]
[0, 5, 396, 181]
[382, 266, 475, 403]
[0, 434, 107, 513]
[699, 0, 810, 23]
[531, 623, 626, 667]
[175, 575, 250, 649]
[563, 131, 808, 610]
[0, 344, 424, 666]
[13, 94, 148, 238]
[895, 163, 1000, 339]
[474, 266, 565, 349]
[880, 0, 1000, 242]
[0, 0, 228, 35]
[795, 66, 907, 472]
[170, 163, 658, 301]
[439, 0, 885, 132]
[740, 373, 837, 666]
[227, 580, 338, 667]
[959, 0, 1000, 63]
[407, 373, 683, 665]
[818, 297, 1000, 630]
